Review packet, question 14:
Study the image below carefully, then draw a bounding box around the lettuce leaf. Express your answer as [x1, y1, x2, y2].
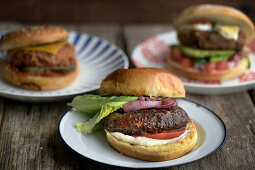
[69, 94, 138, 135]
[75, 101, 130, 134]
[68, 94, 137, 115]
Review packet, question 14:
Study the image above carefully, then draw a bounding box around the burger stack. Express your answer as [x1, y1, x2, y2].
[167, 4, 255, 81]
[0, 26, 78, 91]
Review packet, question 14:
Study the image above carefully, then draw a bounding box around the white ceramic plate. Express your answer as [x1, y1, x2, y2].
[132, 31, 255, 94]
[0, 31, 128, 102]
[59, 99, 226, 168]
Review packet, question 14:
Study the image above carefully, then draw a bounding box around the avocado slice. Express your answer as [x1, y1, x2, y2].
[21, 67, 45, 74]
[176, 45, 236, 58]
[209, 55, 231, 62]
[245, 55, 251, 69]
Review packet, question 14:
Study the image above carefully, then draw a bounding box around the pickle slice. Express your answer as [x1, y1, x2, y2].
[50, 65, 75, 73]
[21, 67, 45, 74]
[20, 65, 75, 74]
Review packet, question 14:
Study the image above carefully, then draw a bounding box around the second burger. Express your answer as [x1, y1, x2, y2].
[0, 26, 78, 91]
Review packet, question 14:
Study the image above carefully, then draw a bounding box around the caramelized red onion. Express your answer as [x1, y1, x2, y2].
[123, 97, 177, 112]
[156, 97, 177, 109]
[123, 101, 162, 112]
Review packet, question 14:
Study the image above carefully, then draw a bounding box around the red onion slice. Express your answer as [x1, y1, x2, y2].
[155, 101, 177, 109]
[123, 100, 162, 112]
[156, 97, 177, 108]
[123, 97, 177, 112]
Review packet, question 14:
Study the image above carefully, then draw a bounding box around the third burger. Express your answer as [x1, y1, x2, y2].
[167, 4, 255, 81]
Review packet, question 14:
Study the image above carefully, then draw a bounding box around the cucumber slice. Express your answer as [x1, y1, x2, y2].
[21, 67, 45, 73]
[177, 45, 236, 58]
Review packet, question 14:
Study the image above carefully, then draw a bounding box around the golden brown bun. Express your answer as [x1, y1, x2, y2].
[105, 120, 197, 161]
[0, 26, 68, 50]
[166, 56, 249, 81]
[99, 68, 185, 98]
[174, 4, 255, 42]
[0, 61, 79, 91]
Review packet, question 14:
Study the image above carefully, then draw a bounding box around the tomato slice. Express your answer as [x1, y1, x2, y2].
[171, 47, 184, 62]
[181, 58, 193, 68]
[205, 62, 216, 73]
[192, 19, 212, 24]
[215, 60, 228, 71]
[131, 128, 186, 140]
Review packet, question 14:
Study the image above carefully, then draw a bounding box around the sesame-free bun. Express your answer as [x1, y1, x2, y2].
[0, 26, 68, 50]
[166, 56, 249, 81]
[105, 120, 197, 161]
[99, 68, 185, 98]
[174, 4, 255, 42]
[0, 61, 79, 91]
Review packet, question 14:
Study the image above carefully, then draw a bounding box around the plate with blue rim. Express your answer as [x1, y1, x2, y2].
[58, 98, 227, 168]
[0, 31, 129, 102]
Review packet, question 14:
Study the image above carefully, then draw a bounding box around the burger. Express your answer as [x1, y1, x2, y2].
[167, 4, 255, 81]
[0, 26, 78, 91]
[70, 68, 197, 161]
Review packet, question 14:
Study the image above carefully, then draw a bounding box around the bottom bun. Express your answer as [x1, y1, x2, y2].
[166, 56, 249, 81]
[0, 62, 79, 91]
[105, 120, 197, 161]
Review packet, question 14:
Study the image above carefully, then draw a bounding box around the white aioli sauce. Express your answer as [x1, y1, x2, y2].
[111, 128, 190, 146]
[180, 24, 212, 31]
[193, 24, 213, 31]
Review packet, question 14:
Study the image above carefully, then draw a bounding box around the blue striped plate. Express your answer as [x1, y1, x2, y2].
[0, 31, 129, 102]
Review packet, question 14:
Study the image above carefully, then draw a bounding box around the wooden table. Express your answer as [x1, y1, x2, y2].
[0, 23, 254, 170]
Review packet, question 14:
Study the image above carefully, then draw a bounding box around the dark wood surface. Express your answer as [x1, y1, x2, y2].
[0, 0, 255, 24]
[0, 23, 255, 169]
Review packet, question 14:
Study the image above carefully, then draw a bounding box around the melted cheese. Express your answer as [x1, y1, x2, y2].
[216, 25, 240, 40]
[8, 41, 67, 56]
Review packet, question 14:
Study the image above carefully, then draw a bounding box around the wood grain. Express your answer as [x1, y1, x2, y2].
[124, 25, 255, 169]
[0, 99, 4, 130]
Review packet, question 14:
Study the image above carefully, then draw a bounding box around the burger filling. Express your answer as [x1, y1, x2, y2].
[6, 42, 76, 75]
[71, 95, 190, 141]
[102, 97, 190, 140]
[170, 46, 248, 72]
[109, 124, 190, 146]
[171, 19, 250, 72]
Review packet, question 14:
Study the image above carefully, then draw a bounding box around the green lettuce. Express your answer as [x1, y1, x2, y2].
[68, 94, 138, 135]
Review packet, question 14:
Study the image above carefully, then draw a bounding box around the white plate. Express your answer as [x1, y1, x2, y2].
[132, 31, 255, 94]
[0, 31, 128, 102]
[59, 99, 226, 168]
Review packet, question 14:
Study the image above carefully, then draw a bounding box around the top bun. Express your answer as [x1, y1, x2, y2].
[0, 26, 68, 50]
[174, 4, 255, 42]
[99, 68, 185, 97]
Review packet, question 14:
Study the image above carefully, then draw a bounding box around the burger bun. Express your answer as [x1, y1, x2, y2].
[105, 120, 197, 161]
[0, 26, 68, 50]
[99, 68, 185, 98]
[0, 61, 79, 91]
[174, 4, 255, 42]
